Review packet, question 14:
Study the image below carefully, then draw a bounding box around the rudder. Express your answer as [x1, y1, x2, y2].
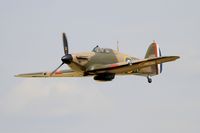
[145, 41, 163, 75]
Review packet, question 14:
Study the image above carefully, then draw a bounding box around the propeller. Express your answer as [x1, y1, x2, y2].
[63, 33, 68, 54]
[50, 33, 73, 76]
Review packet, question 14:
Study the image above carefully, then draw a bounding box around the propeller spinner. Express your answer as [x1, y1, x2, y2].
[50, 33, 73, 76]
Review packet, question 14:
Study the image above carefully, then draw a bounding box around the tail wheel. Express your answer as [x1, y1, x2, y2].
[147, 76, 152, 83]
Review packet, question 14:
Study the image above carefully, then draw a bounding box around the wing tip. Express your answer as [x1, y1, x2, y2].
[172, 56, 180, 60]
[14, 74, 31, 78]
[14, 74, 19, 77]
[15, 74, 25, 77]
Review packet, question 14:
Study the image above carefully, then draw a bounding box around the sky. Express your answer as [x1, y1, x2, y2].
[0, 0, 200, 133]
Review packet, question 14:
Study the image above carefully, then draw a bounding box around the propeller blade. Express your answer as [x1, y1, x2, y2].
[63, 33, 68, 55]
[50, 62, 64, 76]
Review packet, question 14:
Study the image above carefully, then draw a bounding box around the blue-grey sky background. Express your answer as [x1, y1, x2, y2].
[0, 0, 200, 133]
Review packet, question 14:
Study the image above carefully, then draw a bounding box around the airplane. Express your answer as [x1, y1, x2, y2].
[15, 33, 180, 83]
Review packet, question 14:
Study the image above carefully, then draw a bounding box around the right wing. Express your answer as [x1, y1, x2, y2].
[87, 56, 180, 74]
[15, 69, 85, 78]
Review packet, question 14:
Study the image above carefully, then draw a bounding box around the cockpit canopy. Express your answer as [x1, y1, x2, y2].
[92, 45, 112, 53]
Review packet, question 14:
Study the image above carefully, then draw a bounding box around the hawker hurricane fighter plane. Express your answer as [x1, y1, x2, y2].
[15, 33, 180, 83]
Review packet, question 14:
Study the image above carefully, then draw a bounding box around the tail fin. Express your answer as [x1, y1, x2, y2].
[144, 40, 163, 74]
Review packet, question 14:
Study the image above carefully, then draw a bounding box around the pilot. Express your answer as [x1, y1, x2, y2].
[93, 45, 100, 52]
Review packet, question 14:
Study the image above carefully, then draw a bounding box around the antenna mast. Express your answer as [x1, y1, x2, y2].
[117, 41, 119, 52]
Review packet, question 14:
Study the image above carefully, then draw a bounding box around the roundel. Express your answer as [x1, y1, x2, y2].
[126, 57, 132, 64]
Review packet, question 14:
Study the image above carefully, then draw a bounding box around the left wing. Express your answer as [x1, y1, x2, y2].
[87, 56, 180, 74]
[15, 69, 84, 78]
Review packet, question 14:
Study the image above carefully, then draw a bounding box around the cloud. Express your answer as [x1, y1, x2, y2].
[0, 79, 112, 118]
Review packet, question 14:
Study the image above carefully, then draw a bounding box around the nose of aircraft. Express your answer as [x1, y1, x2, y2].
[61, 54, 73, 64]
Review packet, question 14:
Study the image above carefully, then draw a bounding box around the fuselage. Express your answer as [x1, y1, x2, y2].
[68, 47, 139, 73]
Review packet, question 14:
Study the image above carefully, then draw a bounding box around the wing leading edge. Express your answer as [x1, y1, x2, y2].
[86, 56, 180, 74]
[15, 69, 84, 78]
[16, 56, 179, 78]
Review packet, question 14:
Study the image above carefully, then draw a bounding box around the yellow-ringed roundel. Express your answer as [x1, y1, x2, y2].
[125, 57, 135, 64]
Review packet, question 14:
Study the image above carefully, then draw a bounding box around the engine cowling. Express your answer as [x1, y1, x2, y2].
[93, 73, 115, 81]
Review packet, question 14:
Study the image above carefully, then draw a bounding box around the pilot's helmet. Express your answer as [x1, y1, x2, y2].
[93, 45, 100, 52]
